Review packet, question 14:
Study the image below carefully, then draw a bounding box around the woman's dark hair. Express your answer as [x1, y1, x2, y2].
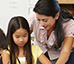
[33, 0, 74, 49]
[7, 16, 32, 64]
[0, 28, 7, 49]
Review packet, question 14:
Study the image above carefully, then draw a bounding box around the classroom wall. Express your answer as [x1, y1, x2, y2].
[0, 0, 36, 34]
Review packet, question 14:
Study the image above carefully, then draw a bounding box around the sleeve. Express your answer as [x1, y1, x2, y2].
[28, 12, 36, 31]
[2, 45, 10, 55]
[64, 19, 74, 37]
[2, 49, 10, 55]
[36, 45, 43, 58]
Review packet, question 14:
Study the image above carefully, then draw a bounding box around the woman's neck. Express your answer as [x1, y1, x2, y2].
[47, 26, 55, 40]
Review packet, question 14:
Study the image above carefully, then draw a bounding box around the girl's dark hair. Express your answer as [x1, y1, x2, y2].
[33, 0, 74, 49]
[7, 16, 32, 64]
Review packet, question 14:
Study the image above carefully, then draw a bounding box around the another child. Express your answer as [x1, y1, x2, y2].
[2, 16, 51, 64]
[0, 28, 7, 64]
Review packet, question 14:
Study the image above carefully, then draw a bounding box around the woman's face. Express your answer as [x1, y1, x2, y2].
[12, 28, 28, 48]
[36, 13, 58, 31]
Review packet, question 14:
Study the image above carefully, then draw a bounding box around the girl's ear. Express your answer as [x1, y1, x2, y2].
[55, 12, 59, 20]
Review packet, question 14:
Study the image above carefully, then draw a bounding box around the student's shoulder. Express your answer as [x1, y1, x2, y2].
[31, 45, 39, 49]
[2, 49, 10, 55]
[31, 45, 41, 51]
[2, 45, 10, 55]
[2, 49, 10, 58]
[31, 45, 43, 56]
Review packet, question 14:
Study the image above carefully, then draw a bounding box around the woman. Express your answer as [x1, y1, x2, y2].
[28, 0, 74, 64]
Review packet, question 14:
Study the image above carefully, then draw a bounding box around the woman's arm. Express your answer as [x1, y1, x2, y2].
[2, 51, 10, 64]
[56, 37, 74, 64]
[38, 53, 51, 64]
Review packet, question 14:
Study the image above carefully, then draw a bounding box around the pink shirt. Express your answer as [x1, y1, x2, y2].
[28, 12, 74, 60]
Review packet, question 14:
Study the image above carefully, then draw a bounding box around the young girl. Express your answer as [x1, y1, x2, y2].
[2, 16, 51, 64]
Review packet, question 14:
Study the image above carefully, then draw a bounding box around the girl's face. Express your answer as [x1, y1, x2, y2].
[36, 13, 59, 31]
[12, 28, 28, 48]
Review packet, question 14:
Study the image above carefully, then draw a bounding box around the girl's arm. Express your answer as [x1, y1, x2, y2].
[2, 51, 10, 64]
[56, 37, 74, 64]
[38, 53, 51, 64]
